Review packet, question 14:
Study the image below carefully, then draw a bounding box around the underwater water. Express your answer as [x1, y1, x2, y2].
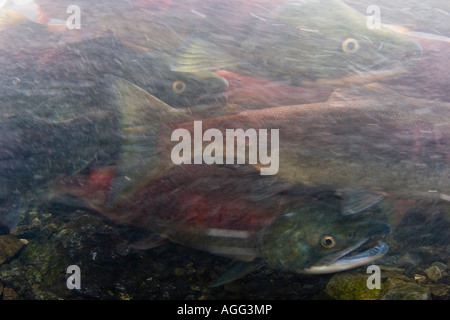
[0, 0, 449, 300]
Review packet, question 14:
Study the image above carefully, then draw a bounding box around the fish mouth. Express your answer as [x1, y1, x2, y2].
[304, 222, 391, 274]
[195, 91, 228, 105]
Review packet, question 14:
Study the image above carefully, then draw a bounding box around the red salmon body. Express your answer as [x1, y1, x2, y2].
[215, 70, 334, 108]
[383, 32, 450, 102]
[55, 164, 318, 261]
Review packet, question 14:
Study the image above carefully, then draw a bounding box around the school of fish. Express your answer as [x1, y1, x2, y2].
[0, 0, 449, 286]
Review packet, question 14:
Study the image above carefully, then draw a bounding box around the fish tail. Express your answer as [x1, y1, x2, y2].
[0, 8, 27, 29]
[0, 0, 47, 29]
[106, 75, 187, 205]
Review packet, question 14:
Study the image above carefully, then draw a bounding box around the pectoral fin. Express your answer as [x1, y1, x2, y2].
[209, 260, 267, 288]
[130, 233, 169, 250]
[338, 188, 385, 215]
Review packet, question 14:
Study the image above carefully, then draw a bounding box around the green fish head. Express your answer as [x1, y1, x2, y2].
[257, 0, 423, 86]
[115, 51, 229, 108]
[260, 201, 391, 274]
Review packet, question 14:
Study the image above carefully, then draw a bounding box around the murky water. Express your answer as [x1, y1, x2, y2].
[0, 0, 448, 300]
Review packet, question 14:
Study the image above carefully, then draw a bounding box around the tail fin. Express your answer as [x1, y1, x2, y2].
[0, 8, 27, 30]
[106, 75, 188, 205]
[0, 0, 46, 29]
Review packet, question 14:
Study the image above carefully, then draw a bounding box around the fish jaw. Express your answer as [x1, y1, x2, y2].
[302, 241, 389, 274]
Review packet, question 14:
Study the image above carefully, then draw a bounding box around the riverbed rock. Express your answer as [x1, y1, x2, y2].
[424, 266, 443, 282]
[325, 273, 382, 300]
[0, 235, 25, 264]
[380, 278, 429, 300]
[2, 287, 19, 300]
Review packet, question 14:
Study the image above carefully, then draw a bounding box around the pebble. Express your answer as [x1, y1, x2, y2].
[381, 278, 429, 300]
[0, 235, 25, 264]
[115, 242, 131, 257]
[31, 218, 41, 228]
[42, 213, 53, 219]
[190, 285, 201, 292]
[41, 223, 59, 237]
[424, 265, 443, 282]
[429, 284, 449, 297]
[431, 262, 447, 273]
[413, 274, 427, 285]
[119, 292, 132, 300]
[3, 287, 19, 300]
[28, 211, 39, 219]
[325, 273, 381, 300]
[174, 267, 185, 276]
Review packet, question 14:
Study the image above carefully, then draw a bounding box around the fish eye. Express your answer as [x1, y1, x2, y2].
[321, 235, 336, 248]
[342, 38, 360, 54]
[172, 80, 186, 94]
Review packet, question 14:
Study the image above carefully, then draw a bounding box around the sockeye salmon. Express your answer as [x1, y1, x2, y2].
[170, 0, 423, 87]
[55, 164, 391, 286]
[0, 37, 228, 108]
[107, 77, 450, 206]
[1, 0, 422, 88]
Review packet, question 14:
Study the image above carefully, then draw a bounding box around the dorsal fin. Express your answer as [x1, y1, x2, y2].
[171, 35, 241, 72]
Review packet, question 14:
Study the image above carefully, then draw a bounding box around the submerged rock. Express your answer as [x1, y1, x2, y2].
[429, 284, 449, 298]
[0, 235, 25, 264]
[431, 262, 447, 273]
[2, 287, 19, 300]
[424, 266, 443, 282]
[380, 278, 429, 300]
[326, 270, 434, 300]
[413, 274, 427, 285]
[0, 211, 152, 299]
[325, 272, 382, 300]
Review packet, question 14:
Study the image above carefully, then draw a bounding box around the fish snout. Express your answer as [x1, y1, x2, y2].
[398, 38, 423, 61]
